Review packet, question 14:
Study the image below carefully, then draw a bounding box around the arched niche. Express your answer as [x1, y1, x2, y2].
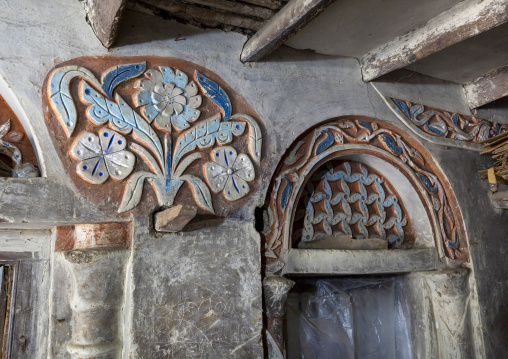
[262, 116, 469, 274]
[0, 75, 41, 177]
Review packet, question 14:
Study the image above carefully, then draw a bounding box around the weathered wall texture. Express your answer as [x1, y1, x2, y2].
[0, 0, 507, 358]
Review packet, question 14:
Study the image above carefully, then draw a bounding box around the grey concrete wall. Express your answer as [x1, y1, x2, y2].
[0, 0, 506, 358]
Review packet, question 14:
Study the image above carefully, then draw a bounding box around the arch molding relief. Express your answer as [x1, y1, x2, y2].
[263, 117, 468, 273]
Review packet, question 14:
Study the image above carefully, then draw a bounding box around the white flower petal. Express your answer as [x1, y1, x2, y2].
[135, 78, 155, 93]
[164, 82, 176, 94]
[173, 95, 187, 105]
[223, 174, 250, 201]
[99, 128, 127, 154]
[210, 146, 237, 169]
[187, 95, 202, 109]
[184, 81, 198, 97]
[151, 92, 164, 104]
[154, 101, 168, 112]
[105, 150, 136, 181]
[162, 103, 175, 116]
[71, 132, 102, 160]
[171, 87, 184, 96]
[233, 154, 255, 181]
[145, 69, 163, 85]
[204, 161, 228, 192]
[154, 112, 172, 132]
[76, 157, 109, 184]
[153, 84, 165, 95]
[173, 102, 184, 115]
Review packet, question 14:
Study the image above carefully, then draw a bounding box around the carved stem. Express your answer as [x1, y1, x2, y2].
[58, 223, 130, 359]
[263, 276, 295, 359]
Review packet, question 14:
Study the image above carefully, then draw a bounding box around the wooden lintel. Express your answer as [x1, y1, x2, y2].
[240, 0, 335, 62]
[465, 64, 508, 108]
[84, 0, 127, 48]
[361, 0, 508, 82]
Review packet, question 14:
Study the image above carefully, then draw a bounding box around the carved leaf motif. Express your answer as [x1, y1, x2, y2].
[118, 171, 156, 213]
[180, 174, 214, 213]
[173, 114, 246, 167]
[101, 62, 146, 98]
[80, 82, 164, 165]
[230, 114, 262, 164]
[195, 71, 232, 121]
[47, 65, 102, 137]
[0, 120, 11, 138]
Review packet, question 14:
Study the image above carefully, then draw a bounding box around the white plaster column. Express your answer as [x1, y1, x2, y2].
[57, 223, 130, 359]
[263, 275, 295, 359]
[422, 269, 474, 359]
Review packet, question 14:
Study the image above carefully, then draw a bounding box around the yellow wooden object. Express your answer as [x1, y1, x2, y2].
[488, 167, 498, 192]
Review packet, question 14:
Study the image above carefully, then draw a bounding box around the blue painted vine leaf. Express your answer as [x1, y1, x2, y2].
[47, 65, 102, 137]
[80, 82, 164, 165]
[173, 113, 246, 167]
[101, 62, 147, 98]
[195, 71, 232, 121]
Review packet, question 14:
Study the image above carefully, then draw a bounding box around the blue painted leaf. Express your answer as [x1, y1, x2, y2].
[101, 62, 146, 98]
[425, 121, 447, 137]
[316, 130, 334, 155]
[417, 173, 438, 194]
[357, 121, 373, 134]
[392, 99, 410, 118]
[173, 114, 245, 167]
[280, 177, 293, 209]
[380, 134, 402, 156]
[195, 71, 232, 121]
[48, 65, 101, 137]
[80, 82, 164, 166]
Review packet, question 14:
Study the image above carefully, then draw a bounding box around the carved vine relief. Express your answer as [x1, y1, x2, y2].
[44, 58, 262, 214]
[390, 97, 508, 150]
[263, 117, 468, 272]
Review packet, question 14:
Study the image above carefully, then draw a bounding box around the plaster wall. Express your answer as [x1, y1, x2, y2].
[0, 1, 506, 358]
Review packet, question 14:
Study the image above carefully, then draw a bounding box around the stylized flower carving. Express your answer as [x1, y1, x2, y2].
[204, 146, 255, 201]
[134, 67, 201, 132]
[70, 128, 135, 184]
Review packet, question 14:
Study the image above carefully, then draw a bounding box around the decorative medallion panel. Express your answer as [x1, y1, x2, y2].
[43, 57, 263, 216]
[292, 160, 412, 248]
[263, 117, 468, 273]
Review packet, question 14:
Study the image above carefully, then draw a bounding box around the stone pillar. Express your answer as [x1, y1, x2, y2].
[263, 275, 295, 359]
[56, 223, 130, 359]
[422, 268, 474, 359]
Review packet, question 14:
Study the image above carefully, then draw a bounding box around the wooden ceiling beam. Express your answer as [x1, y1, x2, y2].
[361, 0, 508, 82]
[465, 64, 508, 108]
[84, 0, 127, 48]
[240, 0, 335, 63]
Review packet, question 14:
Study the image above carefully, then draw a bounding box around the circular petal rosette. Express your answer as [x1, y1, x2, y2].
[204, 146, 255, 201]
[70, 128, 136, 184]
[134, 67, 202, 132]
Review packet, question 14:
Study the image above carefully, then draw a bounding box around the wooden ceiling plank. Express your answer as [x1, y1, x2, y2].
[183, 0, 275, 20]
[240, 0, 335, 63]
[361, 0, 508, 82]
[140, 0, 266, 30]
[84, 0, 127, 48]
[238, 0, 284, 10]
[465, 64, 508, 108]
